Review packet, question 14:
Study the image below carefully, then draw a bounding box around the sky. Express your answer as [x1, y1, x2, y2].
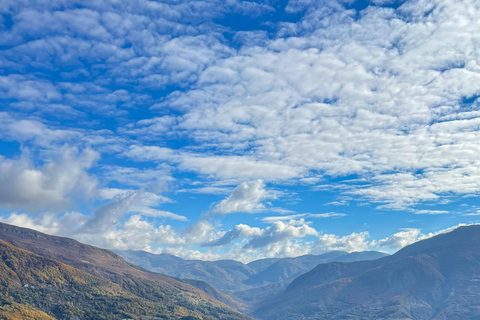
[1, 0, 480, 263]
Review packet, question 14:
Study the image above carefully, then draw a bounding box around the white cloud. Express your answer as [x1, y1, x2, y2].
[313, 231, 371, 254]
[0, 211, 89, 236]
[324, 199, 350, 206]
[177, 186, 232, 195]
[463, 212, 480, 216]
[6, 0, 477, 210]
[181, 219, 218, 244]
[244, 220, 318, 249]
[101, 165, 175, 194]
[0, 189, 188, 250]
[201, 219, 317, 249]
[0, 113, 82, 147]
[0, 75, 61, 102]
[81, 189, 186, 234]
[371, 228, 422, 250]
[0, 147, 99, 212]
[210, 179, 272, 215]
[178, 155, 304, 181]
[309, 212, 347, 218]
[414, 209, 450, 215]
[312, 223, 479, 254]
[202, 224, 262, 247]
[100, 215, 184, 251]
[2, 0, 480, 262]
[148, 0, 480, 208]
[261, 212, 346, 223]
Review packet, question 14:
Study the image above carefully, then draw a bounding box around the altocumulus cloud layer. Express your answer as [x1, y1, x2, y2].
[1, 0, 480, 261]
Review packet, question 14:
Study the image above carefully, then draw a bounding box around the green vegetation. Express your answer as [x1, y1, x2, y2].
[0, 239, 249, 320]
[0, 295, 55, 320]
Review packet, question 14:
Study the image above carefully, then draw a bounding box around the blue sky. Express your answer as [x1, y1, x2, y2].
[1, 0, 480, 262]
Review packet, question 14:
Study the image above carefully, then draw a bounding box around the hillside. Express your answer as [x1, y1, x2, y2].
[116, 250, 387, 292]
[0, 295, 55, 320]
[0, 222, 252, 320]
[116, 248, 387, 314]
[246, 258, 281, 273]
[0, 239, 189, 319]
[244, 251, 387, 286]
[115, 250, 257, 292]
[254, 225, 480, 320]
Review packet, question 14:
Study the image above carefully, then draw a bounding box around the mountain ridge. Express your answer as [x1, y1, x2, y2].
[115, 246, 388, 314]
[254, 225, 480, 320]
[0, 222, 252, 320]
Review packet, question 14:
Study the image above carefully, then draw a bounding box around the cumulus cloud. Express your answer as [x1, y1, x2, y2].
[311, 223, 478, 254]
[204, 219, 317, 249]
[202, 224, 262, 247]
[371, 229, 423, 250]
[0, 147, 98, 212]
[210, 179, 272, 215]
[244, 220, 318, 249]
[100, 215, 184, 251]
[313, 231, 371, 254]
[0, 189, 188, 250]
[0, 211, 89, 236]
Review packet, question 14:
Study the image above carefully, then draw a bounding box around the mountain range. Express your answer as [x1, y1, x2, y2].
[254, 225, 480, 320]
[3, 221, 480, 320]
[115, 249, 387, 312]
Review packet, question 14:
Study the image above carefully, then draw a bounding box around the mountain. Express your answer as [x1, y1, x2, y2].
[232, 281, 291, 311]
[246, 258, 281, 273]
[0, 294, 55, 320]
[254, 225, 480, 320]
[0, 239, 176, 319]
[244, 251, 387, 286]
[115, 250, 257, 292]
[116, 248, 388, 315]
[0, 222, 252, 320]
[179, 278, 248, 311]
[116, 250, 387, 291]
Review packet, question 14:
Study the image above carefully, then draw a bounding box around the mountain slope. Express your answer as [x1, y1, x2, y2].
[115, 250, 256, 292]
[254, 225, 480, 320]
[180, 278, 248, 311]
[116, 249, 387, 292]
[0, 222, 252, 320]
[0, 295, 55, 320]
[246, 258, 281, 273]
[115, 247, 387, 316]
[244, 251, 387, 286]
[0, 239, 189, 319]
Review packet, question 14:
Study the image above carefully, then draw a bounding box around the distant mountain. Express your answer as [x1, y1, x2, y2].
[116, 248, 388, 314]
[179, 278, 248, 311]
[254, 225, 480, 320]
[246, 258, 281, 273]
[115, 250, 257, 292]
[233, 281, 291, 311]
[117, 250, 387, 291]
[244, 251, 387, 286]
[0, 222, 252, 320]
